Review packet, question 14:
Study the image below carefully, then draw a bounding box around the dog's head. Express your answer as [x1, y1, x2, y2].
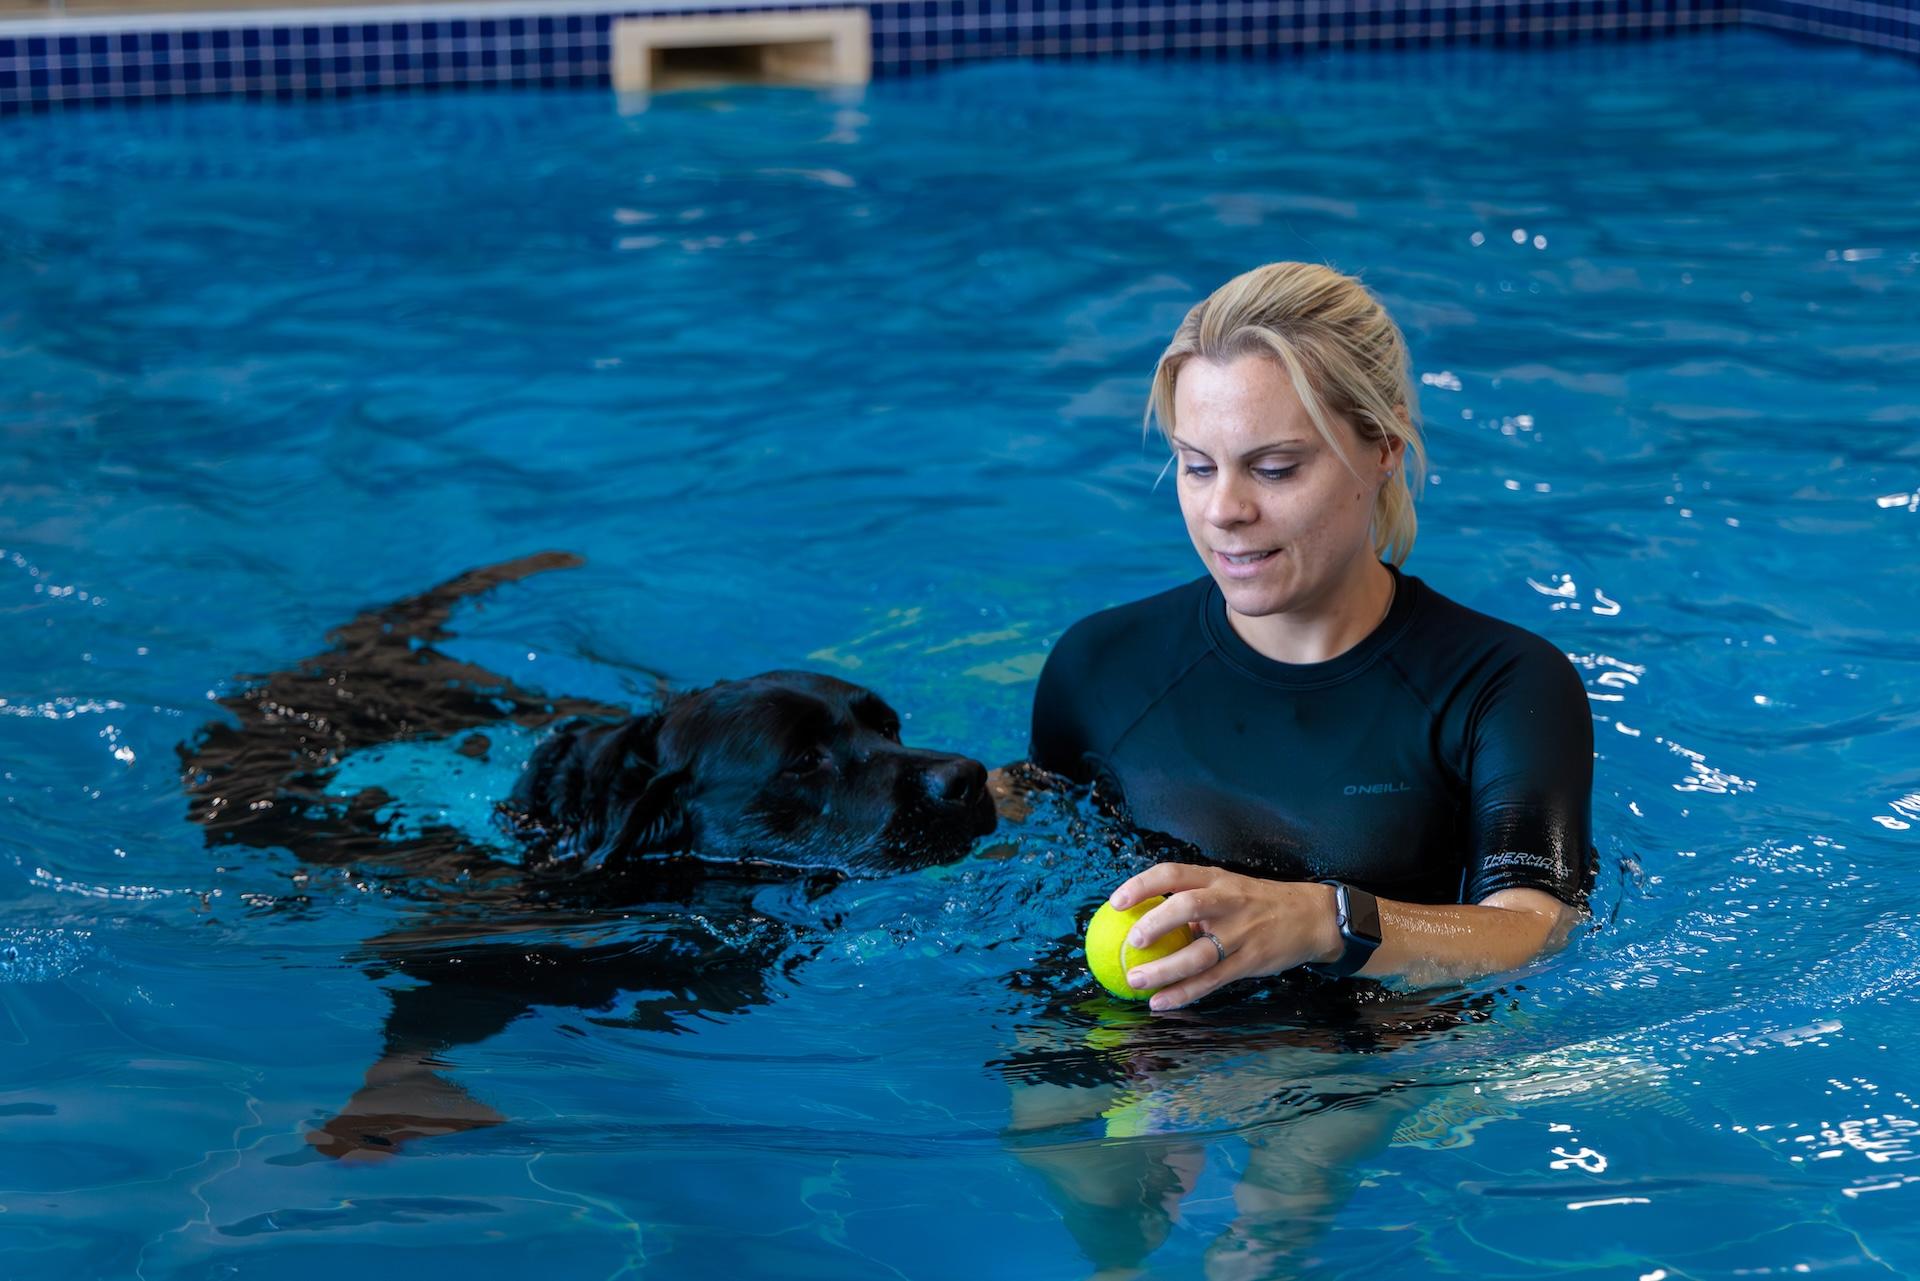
[510, 670, 996, 878]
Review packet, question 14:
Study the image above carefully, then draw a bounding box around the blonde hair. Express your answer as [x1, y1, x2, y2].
[1145, 262, 1426, 567]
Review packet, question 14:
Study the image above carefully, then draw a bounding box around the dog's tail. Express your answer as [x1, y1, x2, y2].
[324, 551, 585, 655]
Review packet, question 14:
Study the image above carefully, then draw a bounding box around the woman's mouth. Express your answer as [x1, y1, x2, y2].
[1214, 548, 1279, 579]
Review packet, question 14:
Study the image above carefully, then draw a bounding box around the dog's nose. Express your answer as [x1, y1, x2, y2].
[921, 757, 987, 807]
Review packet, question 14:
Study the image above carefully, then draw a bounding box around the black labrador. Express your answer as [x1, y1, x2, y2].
[507, 667, 994, 880]
[178, 551, 1000, 1158]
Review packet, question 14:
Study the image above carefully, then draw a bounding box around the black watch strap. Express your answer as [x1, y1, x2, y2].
[1307, 880, 1382, 979]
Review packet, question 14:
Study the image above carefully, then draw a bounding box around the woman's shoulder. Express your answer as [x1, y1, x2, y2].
[1049, 577, 1213, 667]
[1034, 578, 1213, 723]
[1398, 574, 1585, 708]
[1030, 578, 1215, 779]
[1407, 577, 1565, 658]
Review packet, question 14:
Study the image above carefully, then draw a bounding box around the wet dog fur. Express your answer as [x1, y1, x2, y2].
[177, 552, 998, 1159]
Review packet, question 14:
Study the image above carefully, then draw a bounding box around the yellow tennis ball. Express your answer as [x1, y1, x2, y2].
[1084, 895, 1196, 1000]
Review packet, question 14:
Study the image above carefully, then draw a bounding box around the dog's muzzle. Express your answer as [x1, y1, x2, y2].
[897, 755, 998, 851]
[920, 757, 988, 809]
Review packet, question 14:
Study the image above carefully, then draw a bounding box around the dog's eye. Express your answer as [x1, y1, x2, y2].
[883, 721, 902, 743]
[782, 748, 828, 778]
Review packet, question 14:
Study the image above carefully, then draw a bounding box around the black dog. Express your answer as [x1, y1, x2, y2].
[507, 669, 995, 881]
[184, 550, 995, 881]
[178, 552, 998, 1158]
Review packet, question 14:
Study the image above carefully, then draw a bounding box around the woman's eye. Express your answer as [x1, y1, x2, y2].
[1181, 464, 1215, 478]
[1255, 467, 1298, 481]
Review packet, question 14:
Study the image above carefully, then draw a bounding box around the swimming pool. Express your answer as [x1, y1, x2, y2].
[3, 27, 1919, 1278]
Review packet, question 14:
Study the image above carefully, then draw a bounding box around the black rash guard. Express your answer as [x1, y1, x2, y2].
[1030, 564, 1594, 908]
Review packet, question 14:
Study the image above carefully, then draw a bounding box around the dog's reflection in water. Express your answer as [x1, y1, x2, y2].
[177, 552, 1000, 1160]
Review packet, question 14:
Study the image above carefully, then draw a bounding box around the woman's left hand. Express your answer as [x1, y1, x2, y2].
[1108, 862, 1343, 1010]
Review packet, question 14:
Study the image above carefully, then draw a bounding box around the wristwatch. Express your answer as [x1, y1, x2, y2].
[1308, 880, 1382, 979]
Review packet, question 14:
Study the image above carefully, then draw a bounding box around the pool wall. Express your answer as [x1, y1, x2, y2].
[0, 0, 1913, 113]
[1745, 0, 1917, 53]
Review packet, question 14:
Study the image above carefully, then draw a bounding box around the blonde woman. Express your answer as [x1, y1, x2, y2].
[1033, 260, 1594, 1007]
[1003, 262, 1596, 1277]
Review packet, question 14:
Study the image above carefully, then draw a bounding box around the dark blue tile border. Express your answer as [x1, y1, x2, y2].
[1, 0, 1906, 114]
[869, 0, 1743, 69]
[1743, 0, 1919, 57]
[0, 5, 632, 109]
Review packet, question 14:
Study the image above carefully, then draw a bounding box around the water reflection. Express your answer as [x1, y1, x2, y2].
[996, 975, 1497, 1277]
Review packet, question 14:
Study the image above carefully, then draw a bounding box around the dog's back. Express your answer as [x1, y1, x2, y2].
[175, 554, 997, 1159]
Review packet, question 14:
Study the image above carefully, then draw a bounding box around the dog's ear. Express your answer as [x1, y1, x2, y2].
[523, 711, 695, 870]
[573, 712, 694, 867]
[584, 766, 692, 867]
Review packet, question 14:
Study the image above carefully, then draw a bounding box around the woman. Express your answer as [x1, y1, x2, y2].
[1004, 262, 1596, 1277]
[1031, 259, 1594, 1006]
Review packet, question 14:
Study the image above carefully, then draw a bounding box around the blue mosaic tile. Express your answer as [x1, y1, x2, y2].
[1745, 0, 1919, 54]
[0, 0, 1904, 112]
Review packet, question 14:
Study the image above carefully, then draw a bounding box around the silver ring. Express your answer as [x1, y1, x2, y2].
[1198, 931, 1228, 965]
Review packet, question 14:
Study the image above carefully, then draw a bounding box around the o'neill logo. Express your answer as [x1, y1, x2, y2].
[1344, 782, 1411, 796]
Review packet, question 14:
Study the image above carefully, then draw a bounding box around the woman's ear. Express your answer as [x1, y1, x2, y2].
[1382, 405, 1412, 469]
[1379, 431, 1407, 480]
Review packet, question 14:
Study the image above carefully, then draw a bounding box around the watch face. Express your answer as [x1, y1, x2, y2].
[1346, 889, 1384, 946]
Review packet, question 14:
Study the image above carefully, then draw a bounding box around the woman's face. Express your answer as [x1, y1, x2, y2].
[1170, 353, 1400, 619]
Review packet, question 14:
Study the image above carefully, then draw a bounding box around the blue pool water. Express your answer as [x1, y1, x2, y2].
[4, 27, 1920, 1279]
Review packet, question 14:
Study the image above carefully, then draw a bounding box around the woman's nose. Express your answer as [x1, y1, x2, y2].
[1205, 473, 1256, 527]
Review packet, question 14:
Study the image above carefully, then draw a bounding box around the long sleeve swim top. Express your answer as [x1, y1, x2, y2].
[1029, 564, 1595, 907]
